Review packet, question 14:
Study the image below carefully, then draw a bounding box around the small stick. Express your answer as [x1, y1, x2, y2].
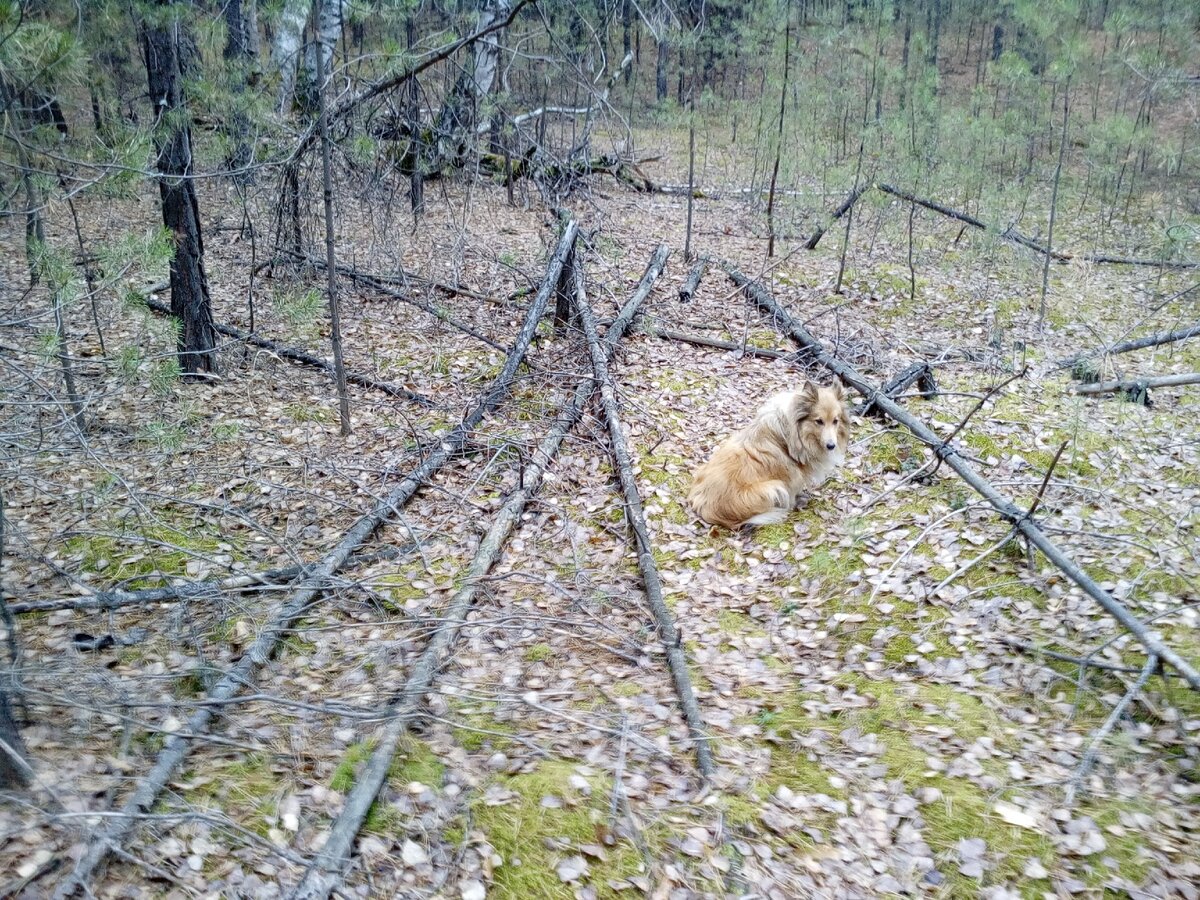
[1064, 653, 1159, 805]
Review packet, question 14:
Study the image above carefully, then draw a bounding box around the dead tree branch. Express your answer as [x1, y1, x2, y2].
[636, 323, 795, 362]
[573, 253, 715, 779]
[804, 184, 870, 250]
[855, 361, 938, 418]
[53, 222, 579, 900]
[1073, 372, 1200, 402]
[1065, 653, 1159, 805]
[140, 288, 434, 407]
[724, 263, 1200, 691]
[1056, 324, 1200, 370]
[286, 241, 661, 900]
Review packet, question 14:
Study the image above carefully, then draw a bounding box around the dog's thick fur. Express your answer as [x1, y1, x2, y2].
[687, 381, 850, 528]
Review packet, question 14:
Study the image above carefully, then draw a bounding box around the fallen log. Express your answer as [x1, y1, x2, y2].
[1073, 371, 1200, 403]
[575, 262, 715, 779]
[804, 183, 871, 251]
[678, 258, 709, 302]
[1056, 322, 1200, 371]
[140, 290, 434, 407]
[287, 243, 668, 900]
[724, 262, 1200, 691]
[856, 361, 938, 419]
[53, 221, 579, 900]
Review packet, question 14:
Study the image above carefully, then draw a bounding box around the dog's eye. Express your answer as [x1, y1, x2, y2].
[833, 417, 840, 424]
[815, 418, 824, 425]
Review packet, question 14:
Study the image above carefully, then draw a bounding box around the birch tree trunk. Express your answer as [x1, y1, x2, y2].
[271, 0, 309, 113]
[300, 0, 344, 114]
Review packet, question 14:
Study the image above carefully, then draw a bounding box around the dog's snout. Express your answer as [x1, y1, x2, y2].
[825, 440, 837, 451]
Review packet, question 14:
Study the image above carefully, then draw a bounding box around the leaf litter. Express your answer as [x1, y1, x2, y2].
[1, 143, 1199, 900]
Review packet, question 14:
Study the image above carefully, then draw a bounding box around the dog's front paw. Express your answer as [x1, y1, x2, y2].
[792, 493, 811, 510]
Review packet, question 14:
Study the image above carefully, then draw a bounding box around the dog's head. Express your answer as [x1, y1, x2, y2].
[794, 379, 849, 456]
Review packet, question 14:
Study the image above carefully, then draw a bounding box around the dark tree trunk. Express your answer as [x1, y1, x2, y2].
[0, 488, 31, 790]
[142, 2, 218, 377]
[622, 0, 632, 82]
[223, 0, 259, 182]
[407, 14, 424, 217]
[656, 36, 668, 101]
[992, 23, 1004, 60]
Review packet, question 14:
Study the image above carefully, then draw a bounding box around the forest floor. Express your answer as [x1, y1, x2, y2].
[2, 127, 1199, 899]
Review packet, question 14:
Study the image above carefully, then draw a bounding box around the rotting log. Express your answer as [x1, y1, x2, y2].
[286, 242, 667, 900]
[804, 183, 870, 251]
[1073, 372, 1200, 402]
[856, 361, 938, 419]
[1056, 322, 1200, 371]
[724, 262, 1200, 691]
[53, 222, 579, 900]
[574, 259, 716, 779]
[140, 289, 434, 407]
[678, 257, 709, 302]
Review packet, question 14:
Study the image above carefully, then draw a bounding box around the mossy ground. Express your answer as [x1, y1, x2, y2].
[453, 759, 674, 899]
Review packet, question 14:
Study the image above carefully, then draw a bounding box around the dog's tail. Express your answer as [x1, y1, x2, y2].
[689, 478, 791, 528]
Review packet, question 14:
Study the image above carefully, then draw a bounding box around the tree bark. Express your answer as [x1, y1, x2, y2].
[300, 0, 344, 114]
[223, 0, 259, 181]
[804, 183, 869, 250]
[271, 0, 310, 113]
[656, 32, 669, 101]
[142, 2, 218, 378]
[314, 0, 351, 434]
[767, 7, 792, 258]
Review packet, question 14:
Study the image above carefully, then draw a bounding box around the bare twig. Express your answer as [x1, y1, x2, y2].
[1065, 653, 1159, 805]
[1056, 322, 1200, 371]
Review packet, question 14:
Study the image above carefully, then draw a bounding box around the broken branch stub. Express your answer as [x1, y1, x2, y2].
[723, 262, 1200, 691]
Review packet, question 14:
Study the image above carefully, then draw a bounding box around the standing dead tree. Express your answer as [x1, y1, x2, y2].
[575, 251, 716, 779]
[52, 223, 580, 900]
[724, 263, 1200, 691]
[287, 242, 664, 900]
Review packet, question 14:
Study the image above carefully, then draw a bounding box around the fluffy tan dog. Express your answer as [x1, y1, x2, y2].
[687, 381, 850, 528]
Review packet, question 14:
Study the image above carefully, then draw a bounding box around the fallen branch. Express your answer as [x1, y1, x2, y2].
[286, 242, 665, 900]
[724, 262, 1200, 691]
[855, 361, 938, 419]
[281, 252, 510, 353]
[53, 222, 579, 900]
[140, 289, 434, 407]
[1065, 653, 1159, 805]
[9, 546, 411, 615]
[1073, 372, 1200, 402]
[574, 257, 715, 779]
[636, 322, 795, 362]
[804, 183, 870, 250]
[678, 258, 709, 302]
[1056, 323, 1200, 371]
[876, 183, 1200, 269]
[876, 183, 1067, 261]
[997, 636, 1181, 678]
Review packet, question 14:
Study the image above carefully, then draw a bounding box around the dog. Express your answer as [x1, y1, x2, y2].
[687, 380, 850, 528]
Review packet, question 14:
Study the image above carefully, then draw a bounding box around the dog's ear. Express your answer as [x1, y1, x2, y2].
[799, 381, 819, 404]
[830, 378, 847, 401]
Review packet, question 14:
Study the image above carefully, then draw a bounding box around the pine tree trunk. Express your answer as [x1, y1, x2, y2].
[223, 0, 259, 181]
[622, 0, 632, 82]
[301, 0, 344, 114]
[655, 35, 668, 101]
[407, 15, 424, 217]
[143, 3, 218, 377]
